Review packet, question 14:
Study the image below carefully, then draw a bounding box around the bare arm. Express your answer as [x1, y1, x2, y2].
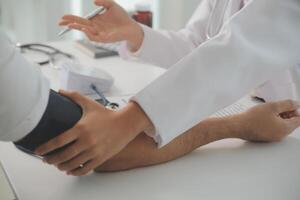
[95, 115, 240, 172]
[95, 100, 300, 172]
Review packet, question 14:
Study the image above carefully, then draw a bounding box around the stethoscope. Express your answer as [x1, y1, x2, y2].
[16, 43, 74, 66]
[90, 84, 119, 110]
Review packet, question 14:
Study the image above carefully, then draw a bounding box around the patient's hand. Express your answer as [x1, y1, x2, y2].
[238, 100, 300, 142]
[94, 100, 300, 172]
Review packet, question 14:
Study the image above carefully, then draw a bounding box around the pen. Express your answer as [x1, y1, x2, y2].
[58, 7, 105, 37]
[90, 84, 109, 106]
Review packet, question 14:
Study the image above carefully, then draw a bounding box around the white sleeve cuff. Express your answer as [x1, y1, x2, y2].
[143, 126, 163, 147]
[131, 95, 173, 148]
[118, 25, 176, 68]
[118, 24, 150, 61]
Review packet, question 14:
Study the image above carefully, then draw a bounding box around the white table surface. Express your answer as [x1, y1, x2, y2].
[1, 41, 300, 200]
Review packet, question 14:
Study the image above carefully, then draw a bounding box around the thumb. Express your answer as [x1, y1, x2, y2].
[94, 0, 115, 9]
[59, 90, 89, 111]
[273, 100, 300, 114]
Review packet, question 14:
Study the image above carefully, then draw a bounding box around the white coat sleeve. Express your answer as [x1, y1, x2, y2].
[132, 0, 300, 147]
[118, 0, 213, 68]
[0, 32, 50, 142]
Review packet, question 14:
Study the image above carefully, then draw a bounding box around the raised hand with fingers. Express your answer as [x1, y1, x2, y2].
[59, 0, 144, 52]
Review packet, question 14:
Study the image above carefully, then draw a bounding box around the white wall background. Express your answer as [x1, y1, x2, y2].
[156, 0, 200, 30]
[0, 0, 201, 43]
[0, 0, 76, 42]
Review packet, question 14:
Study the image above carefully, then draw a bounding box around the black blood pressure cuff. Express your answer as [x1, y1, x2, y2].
[14, 90, 82, 155]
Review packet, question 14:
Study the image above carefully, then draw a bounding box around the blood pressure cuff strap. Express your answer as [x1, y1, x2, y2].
[14, 90, 82, 155]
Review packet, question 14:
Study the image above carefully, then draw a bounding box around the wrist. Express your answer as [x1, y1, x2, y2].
[117, 101, 153, 138]
[231, 112, 255, 141]
[126, 22, 144, 52]
[223, 114, 248, 139]
[203, 115, 245, 140]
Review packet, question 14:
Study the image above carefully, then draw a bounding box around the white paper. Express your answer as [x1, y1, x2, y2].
[211, 96, 259, 118]
[59, 62, 114, 95]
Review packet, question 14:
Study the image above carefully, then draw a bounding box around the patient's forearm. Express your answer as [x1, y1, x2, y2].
[95, 115, 242, 172]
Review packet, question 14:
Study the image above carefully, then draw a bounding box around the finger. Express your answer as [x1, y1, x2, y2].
[68, 23, 98, 35]
[90, 17, 106, 32]
[285, 116, 300, 130]
[293, 110, 300, 117]
[85, 19, 109, 41]
[273, 100, 300, 114]
[82, 28, 100, 42]
[44, 140, 87, 165]
[59, 19, 72, 26]
[70, 158, 102, 176]
[58, 150, 95, 172]
[94, 0, 115, 9]
[62, 15, 93, 26]
[286, 111, 298, 118]
[35, 128, 79, 156]
[58, 90, 89, 111]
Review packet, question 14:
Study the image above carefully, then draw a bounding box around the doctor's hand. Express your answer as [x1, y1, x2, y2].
[238, 100, 300, 142]
[35, 90, 152, 176]
[59, 0, 144, 52]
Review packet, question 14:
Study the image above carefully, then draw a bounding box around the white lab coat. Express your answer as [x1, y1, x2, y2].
[119, 0, 300, 147]
[0, 32, 49, 142]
